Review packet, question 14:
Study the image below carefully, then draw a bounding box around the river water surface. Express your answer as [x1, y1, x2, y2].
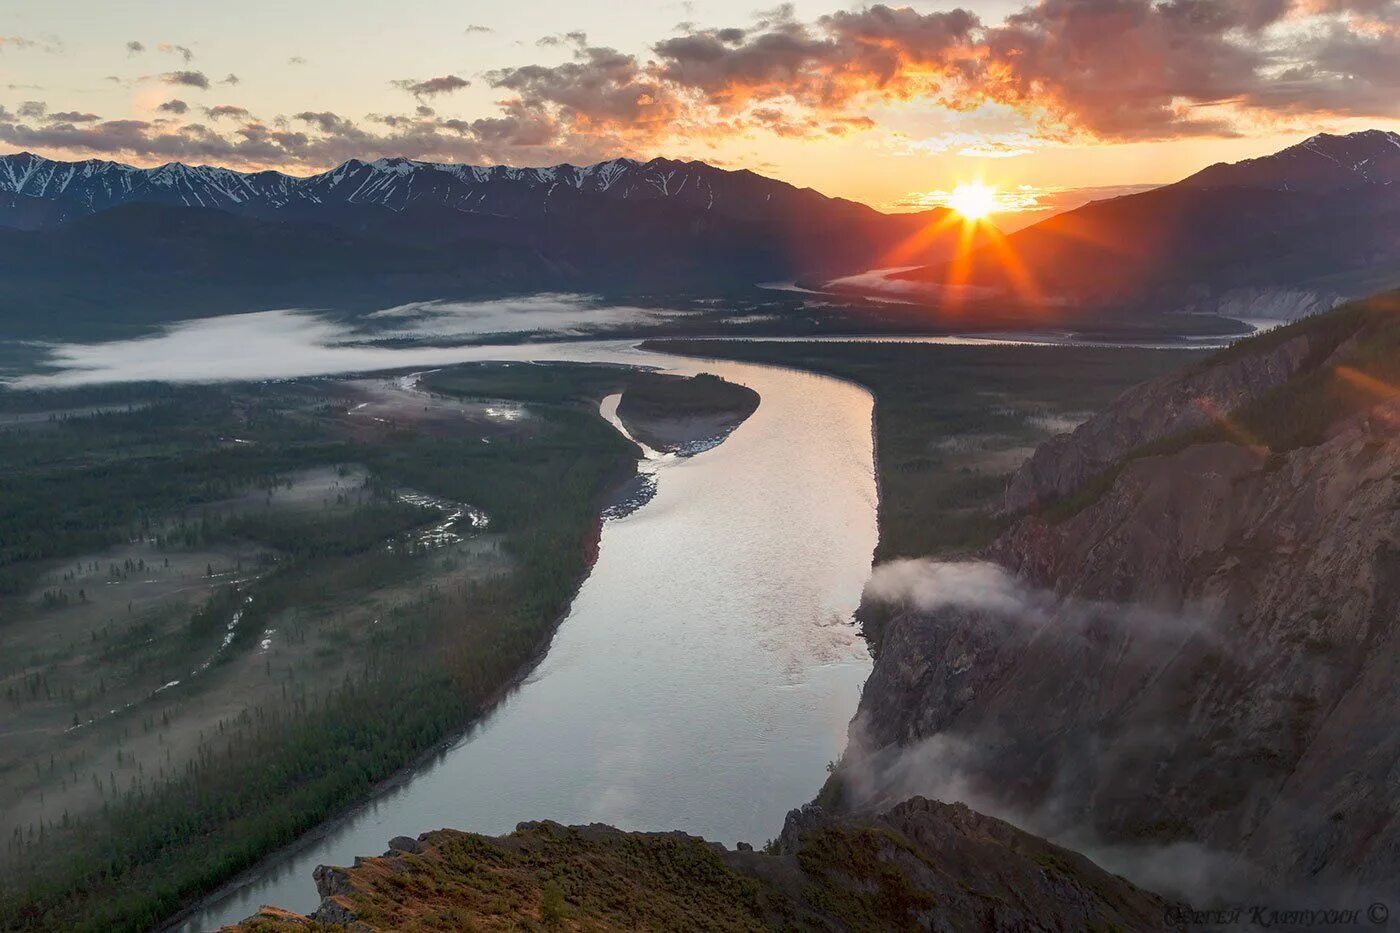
[9, 307, 1218, 929]
[167, 339, 879, 928]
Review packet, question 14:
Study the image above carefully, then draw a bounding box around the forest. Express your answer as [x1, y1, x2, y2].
[0, 363, 653, 930]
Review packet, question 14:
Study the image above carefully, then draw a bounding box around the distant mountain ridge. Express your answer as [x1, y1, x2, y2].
[897, 130, 1400, 319]
[0, 152, 903, 230]
[0, 151, 968, 336]
[1181, 129, 1400, 193]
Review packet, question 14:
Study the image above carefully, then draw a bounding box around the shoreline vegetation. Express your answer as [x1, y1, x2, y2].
[0, 363, 754, 932]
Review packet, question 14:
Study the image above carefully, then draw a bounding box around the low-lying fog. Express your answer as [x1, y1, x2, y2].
[8, 293, 1240, 389]
[10, 296, 681, 387]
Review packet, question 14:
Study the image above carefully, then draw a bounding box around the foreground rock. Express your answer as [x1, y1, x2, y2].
[853, 291, 1400, 901]
[229, 797, 1178, 931]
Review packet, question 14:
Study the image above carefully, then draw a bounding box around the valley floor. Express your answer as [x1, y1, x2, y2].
[0, 363, 755, 931]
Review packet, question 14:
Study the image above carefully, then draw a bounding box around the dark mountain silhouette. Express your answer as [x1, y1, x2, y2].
[897, 130, 1400, 319]
[0, 152, 956, 291]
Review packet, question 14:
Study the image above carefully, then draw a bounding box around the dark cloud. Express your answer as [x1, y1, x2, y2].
[288, 55, 308, 65]
[0, 100, 617, 172]
[653, 5, 979, 111]
[464, 24, 494, 34]
[219, 73, 240, 85]
[0, 118, 288, 166]
[972, 0, 1265, 138]
[487, 0, 1400, 146]
[536, 31, 588, 48]
[1240, 17, 1400, 116]
[293, 111, 361, 135]
[390, 75, 472, 97]
[486, 44, 682, 131]
[46, 111, 101, 124]
[7, 0, 1397, 171]
[459, 100, 563, 146]
[204, 104, 251, 121]
[158, 43, 194, 63]
[161, 70, 210, 90]
[17, 101, 46, 120]
[126, 40, 145, 55]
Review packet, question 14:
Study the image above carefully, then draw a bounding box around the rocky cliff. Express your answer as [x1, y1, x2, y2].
[230, 797, 1178, 931]
[851, 291, 1400, 903]
[1003, 301, 1374, 512]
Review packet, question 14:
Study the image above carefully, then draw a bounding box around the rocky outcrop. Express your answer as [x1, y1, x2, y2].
[229, 797, 1180, 931]
[1173, 285, 1348, 322]
[854, 292, 1400, 902]
[1002, 315, 1352, 513]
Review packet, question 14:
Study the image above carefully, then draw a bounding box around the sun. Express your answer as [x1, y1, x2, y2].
[947, 182, 998, 221]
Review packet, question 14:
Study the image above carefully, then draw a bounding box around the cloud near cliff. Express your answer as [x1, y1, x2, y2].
[848, 558, 1247, 901]
[837, 714, 1257, 902]
[865, 559, 1052, 619]
[864, 558, 1218, 643]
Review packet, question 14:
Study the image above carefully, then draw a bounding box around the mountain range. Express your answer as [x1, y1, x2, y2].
[1, 130, 1396, 338]
[897, 130, 1400, 319]
[0, 152, 962, 336]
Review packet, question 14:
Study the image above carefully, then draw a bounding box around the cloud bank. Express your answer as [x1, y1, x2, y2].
[2, 0, 1396, 170]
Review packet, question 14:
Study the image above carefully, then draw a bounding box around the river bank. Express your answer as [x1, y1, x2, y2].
[4, 363, 769, 932]
[182, 348, 878, 930]
[160, 366, 764, 932]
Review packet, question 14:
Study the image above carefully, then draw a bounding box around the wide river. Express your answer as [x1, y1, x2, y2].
[174, 339, 880, 929]
[9, 306, 1229, 930]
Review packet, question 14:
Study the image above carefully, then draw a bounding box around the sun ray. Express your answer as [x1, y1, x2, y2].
[881, 210, 964, 267]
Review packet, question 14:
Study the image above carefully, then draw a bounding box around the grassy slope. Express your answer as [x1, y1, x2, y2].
[231, 799, 1174, 932]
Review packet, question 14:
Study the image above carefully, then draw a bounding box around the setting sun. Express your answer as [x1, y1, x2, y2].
[947, 182, 998, 221]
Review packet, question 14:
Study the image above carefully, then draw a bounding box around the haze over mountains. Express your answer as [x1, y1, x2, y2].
[899, 130, 1400, 320]
[0, 153, 960, 335]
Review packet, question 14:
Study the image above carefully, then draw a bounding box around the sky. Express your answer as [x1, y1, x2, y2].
[1, 0, 1396, 224]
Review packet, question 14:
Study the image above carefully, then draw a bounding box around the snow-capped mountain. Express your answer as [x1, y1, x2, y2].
[1181, 129, 1400, 193]
[0, 150, 965, 337]
[0, 152, 914, 232]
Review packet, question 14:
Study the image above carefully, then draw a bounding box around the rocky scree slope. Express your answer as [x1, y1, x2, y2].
[853, 291, 1400, 900]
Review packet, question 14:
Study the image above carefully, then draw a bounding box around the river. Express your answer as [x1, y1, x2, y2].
[7, 306, 1221, 929]
[174, 340, 880, 928]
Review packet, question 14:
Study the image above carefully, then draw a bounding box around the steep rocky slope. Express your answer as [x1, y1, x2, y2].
[850, 291, 1400, 901]
[230, 797, 1178, 931]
